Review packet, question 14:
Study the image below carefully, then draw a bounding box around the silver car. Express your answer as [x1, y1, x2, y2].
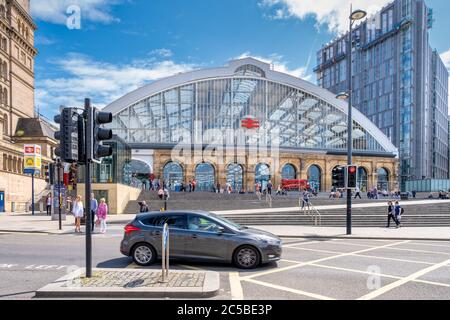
[120, 210, 282, 269]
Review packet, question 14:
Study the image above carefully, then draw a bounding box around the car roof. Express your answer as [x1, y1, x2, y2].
[136, 210, 212, 219]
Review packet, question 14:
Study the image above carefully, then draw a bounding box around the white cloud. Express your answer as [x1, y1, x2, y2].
[36, 54, 196, 115]
[441, 49, 450, 69]
[260, 0, 391, 33]
[31, 0, 123, 25]
[236, 52, 313, 81]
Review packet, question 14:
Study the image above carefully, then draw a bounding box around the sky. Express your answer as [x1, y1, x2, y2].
[30, 0, 450, 119]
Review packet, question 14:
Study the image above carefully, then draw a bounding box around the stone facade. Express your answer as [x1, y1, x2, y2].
[152, 149, 399, 192]
[0, 0, 56, 212]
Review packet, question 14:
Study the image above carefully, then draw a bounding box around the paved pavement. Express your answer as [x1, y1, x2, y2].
[1, 231, 450, 300]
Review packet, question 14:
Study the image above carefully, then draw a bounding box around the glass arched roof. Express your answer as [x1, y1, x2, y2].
[104, 58, 398, 156]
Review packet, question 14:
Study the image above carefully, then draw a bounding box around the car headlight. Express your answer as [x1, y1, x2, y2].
[257, 237, 280, 245]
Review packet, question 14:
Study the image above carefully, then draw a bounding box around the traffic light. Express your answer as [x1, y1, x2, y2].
[346, 165, 358, 189]
[332, 166, 346, 188]
[44, 163, 55, 185]
[54, 108, 80, 163]
[87, 106, 113, 162]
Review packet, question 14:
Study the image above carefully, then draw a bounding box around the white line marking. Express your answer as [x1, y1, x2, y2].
[383, 247, 450, 256]
[284, 246, 345, 254]
[243, 278, 335, 300]
[241, 240, 411, 280]
[178, 264, 204, 271]
[352, 254, 435, 266]
[358, 258, 450, 300]
[229, 272, 244, 300]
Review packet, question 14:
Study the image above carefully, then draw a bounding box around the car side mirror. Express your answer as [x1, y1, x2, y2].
[217, 227, 225, 234]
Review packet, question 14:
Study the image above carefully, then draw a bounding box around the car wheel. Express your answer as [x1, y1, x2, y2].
[132, 243, 156, 266]
[234, 246, 261, 269]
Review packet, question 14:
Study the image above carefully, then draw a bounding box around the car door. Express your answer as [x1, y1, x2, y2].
[184, 214, 235, 262]
[143, 214, 189, 258]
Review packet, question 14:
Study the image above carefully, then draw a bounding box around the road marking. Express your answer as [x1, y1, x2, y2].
[407, 242, 450, 249]
[310, 263, 401, 280]
[283, 240, 326, 248]
[284, 246, 346, 254]
[241, 240, 410, 280]
[126, 262, 139, 269]
[358, 258, 450, 300]
[352, 254, 435, 266]
[383, 247, 450, 256]
[229, 272, 244, 300]
[177, 264, 204, 271]
[243, 278, 335, 300]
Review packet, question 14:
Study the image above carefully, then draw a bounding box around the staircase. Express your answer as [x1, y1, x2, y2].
[122, 190, 450, 227]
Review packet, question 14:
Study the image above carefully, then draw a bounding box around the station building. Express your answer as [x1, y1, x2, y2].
[102, 58, 399, 196]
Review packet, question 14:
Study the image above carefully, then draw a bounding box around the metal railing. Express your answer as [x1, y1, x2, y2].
[265, 192, 273, 208]
[299, 199, 322, 226]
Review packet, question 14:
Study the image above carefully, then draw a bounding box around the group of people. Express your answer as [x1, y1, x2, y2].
[70, 193, 108, 234]
[387, 201, 404, 228]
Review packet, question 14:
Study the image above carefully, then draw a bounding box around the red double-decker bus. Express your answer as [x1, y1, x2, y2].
[281, 179, 310, 191]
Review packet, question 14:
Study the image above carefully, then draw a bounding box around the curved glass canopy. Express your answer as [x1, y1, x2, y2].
[105, 59, 396, 155]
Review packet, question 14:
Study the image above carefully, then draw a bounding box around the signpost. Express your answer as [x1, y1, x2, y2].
[161, 223, 170, 283]
[24, 145, 42, 216]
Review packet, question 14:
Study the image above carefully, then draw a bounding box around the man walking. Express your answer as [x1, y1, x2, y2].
[354, 186, 362, 199]
[394, 201, 403, 228]
[90, 193, 98, 232]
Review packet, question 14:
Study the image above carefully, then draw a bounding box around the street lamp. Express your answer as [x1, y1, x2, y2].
[339, 5, 367, 235]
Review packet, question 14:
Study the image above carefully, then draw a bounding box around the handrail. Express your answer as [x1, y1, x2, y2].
[299, 198, 322, 226]
[265, 192, 273, 208]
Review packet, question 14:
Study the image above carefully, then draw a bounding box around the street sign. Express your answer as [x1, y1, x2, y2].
[24, 144, 42, 173]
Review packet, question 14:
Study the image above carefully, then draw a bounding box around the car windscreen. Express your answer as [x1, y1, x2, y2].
[207, 213, 244, 231]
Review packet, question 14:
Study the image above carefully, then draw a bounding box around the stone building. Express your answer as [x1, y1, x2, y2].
[0, 0, 55, 212]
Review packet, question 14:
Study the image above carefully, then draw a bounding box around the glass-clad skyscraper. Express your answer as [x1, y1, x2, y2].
[315, 0, 449, 189]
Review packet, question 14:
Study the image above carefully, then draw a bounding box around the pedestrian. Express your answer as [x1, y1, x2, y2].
[267, 181, 273, 195]
[46, 193, 52, 216]
[90, 193, 98, 232]
[386, 201, 399, 228]
[192, 179, 196, 192]
[72, 195, 84, 233]
[301, 189, 311, 211]
[97, 198, 108, 234]
[139, 200, 149, 213]
[354, 186, 362, 199]
[412, 190, 417, 199]
[394, 201, 403, 228]
[158, 187, 164, 200]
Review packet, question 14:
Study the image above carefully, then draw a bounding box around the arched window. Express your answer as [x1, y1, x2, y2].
[195, 163, 215, 192]
[307, 165, 322, 191]
[2, 153, 6, 170]
[163, 162, 183, 191]
[3, 88, 7, 105]
[226, 164, 243, 192]
[0, 5, 5, 19]
[255, 163, 271, 191]
[281, 164, 296, 180]
[377, 168, 390, 191]
[357, 167, 368, 192]
[3, 114, 7, 135]
[2, 62, 7, 79]
[129, 160, 152, 186]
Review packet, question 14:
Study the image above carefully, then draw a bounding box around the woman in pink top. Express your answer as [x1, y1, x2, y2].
[97, 198, 108, 234]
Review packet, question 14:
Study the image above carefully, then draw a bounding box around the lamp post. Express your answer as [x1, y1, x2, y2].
[336, 5, 367, 235]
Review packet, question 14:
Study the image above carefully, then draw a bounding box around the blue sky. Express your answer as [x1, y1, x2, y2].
[31, 0, 450, 119]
